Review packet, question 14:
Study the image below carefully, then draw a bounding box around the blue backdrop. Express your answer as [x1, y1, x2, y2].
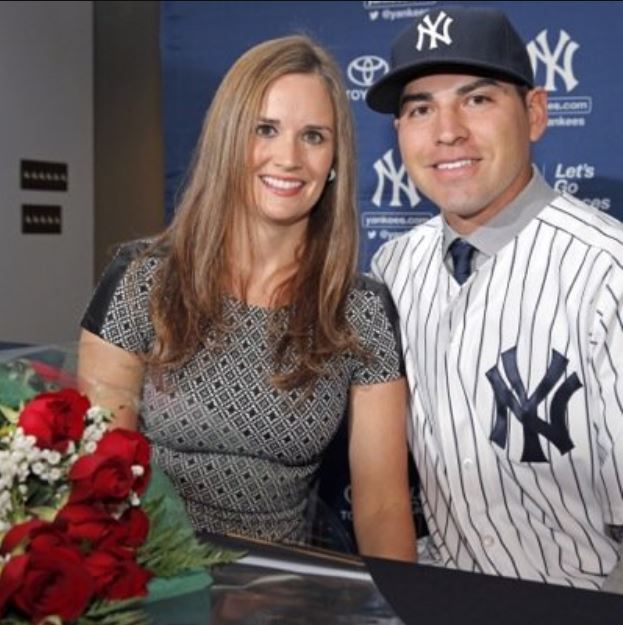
[161, 0, 623, 549]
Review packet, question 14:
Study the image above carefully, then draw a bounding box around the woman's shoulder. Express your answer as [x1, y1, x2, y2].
[87, 238, 166, 313]
[81, 238, 163, 343]
[345, 273, 399, 333]
[106, 238, 166, 279]
[350, 273, 392, 298]
[344, 274, 404, 380]
[347, 274, 396, 313]
[114, 237, 165, 262]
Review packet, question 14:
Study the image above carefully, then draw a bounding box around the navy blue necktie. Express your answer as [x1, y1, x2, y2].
[449, 238, 476, 285]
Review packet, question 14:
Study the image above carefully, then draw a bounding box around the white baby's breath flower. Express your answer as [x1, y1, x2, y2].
[48, 468, 62, 482]
[83, 421, 107, 447]
[86, 405, 102, 420]
[0, 454, 13, 487]
[87, 405, 111, 425]
[13, 430, 37, 450]
[84, 441, 97, 454]
[131, 465, 144, 477]
[42, 450, 62, 465]
[83, 423, 106, 445]
[83, 424, 98, 441]
[129, 491, 140, 506]
[17, 464, 31, 482]
[31, 461, 45, 476]
[10, 450, 25, 465]
[91, 426, 107, 444]
[0, 490, 12, 516]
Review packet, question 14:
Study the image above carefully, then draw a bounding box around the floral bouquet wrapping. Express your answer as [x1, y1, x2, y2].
[0, 350, 239, 624]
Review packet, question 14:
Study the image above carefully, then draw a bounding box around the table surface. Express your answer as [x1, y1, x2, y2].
[146, 534, 403, 625]
[145, 534, 623, 625]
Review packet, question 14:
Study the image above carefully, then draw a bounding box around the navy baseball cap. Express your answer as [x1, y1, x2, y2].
[366, 6, 534, 114]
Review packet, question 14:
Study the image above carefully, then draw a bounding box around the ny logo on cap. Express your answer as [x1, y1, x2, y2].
[416, 11, 454, 51]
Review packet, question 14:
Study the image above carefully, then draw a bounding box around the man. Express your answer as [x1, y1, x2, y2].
[367, 5, 623, 590]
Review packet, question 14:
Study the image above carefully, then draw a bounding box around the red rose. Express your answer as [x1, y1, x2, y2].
[0, 548, 93, 622]
[0, 554, 28, 617]
[102, 506, 150, 549]
[55, 503, 149, 550]
[55, 503, 117, 545]
[97, 429, 151, 495]
[85, 547, 152, 600]
[19, 388, 89, 452]
[28, 523, 80, 555]
[0, 519, 47, 554]
[69, 430, 151, 504]
[1, 520, 78, 561]
[69, 452, 134, 504]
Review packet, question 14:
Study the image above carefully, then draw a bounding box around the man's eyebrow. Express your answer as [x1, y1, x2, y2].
[401, 92, 432, 104]
[456, 77, 502, 95]
[398, 91, 432, 114]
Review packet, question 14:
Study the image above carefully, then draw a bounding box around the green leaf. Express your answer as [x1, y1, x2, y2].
[24, 477, 57, 509]
[0, 404, 20, 428]
[138, 496, 242, 577]
[137, 467, 244, 598]
[32, 617, 63, 625]
[0, 361, 40, 409]
[77, 598, 149, 625]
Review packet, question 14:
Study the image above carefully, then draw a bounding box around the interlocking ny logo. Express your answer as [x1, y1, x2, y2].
[372, 149, 420, 208]
[416, 11, 454, 51]
[486, 348, 581, 463]
[527, 29, 579, 92]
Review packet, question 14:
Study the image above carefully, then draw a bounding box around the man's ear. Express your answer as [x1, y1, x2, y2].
[526, 87, 548, 142]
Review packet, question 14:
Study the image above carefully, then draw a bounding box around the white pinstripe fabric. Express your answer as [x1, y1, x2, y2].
[371, 192, 623, 588]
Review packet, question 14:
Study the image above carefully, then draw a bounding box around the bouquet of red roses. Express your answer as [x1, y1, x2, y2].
[0, 360, 235, 624]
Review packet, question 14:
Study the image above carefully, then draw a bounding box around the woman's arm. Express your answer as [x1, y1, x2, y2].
[348, 377, 417, 562]
[77, 329, 145, 430]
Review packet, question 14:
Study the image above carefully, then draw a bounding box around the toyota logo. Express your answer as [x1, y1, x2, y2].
[347, 55, 389, 87]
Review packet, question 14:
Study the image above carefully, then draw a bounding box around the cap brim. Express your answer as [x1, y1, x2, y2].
[366, 60, 534, 115]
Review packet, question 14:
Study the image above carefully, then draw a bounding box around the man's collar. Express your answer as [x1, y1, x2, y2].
[442, 166, 557, 257]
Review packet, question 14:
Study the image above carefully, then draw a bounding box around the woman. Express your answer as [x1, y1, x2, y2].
[79, 35, 416, 562]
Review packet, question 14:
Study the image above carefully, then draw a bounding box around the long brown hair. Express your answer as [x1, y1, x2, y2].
[147, 35, 361, 389]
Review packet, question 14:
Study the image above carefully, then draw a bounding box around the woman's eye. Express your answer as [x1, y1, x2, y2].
[303, 130, 324, 145]
[255, 123, 277, 137]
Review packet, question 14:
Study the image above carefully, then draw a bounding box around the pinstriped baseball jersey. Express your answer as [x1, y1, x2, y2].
[371, 189, 623, 589]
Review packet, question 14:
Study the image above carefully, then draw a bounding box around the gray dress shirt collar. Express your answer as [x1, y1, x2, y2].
[442, 167, 558, 266]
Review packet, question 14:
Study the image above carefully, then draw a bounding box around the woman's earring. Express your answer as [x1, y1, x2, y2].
[327, 168, 336, 182]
